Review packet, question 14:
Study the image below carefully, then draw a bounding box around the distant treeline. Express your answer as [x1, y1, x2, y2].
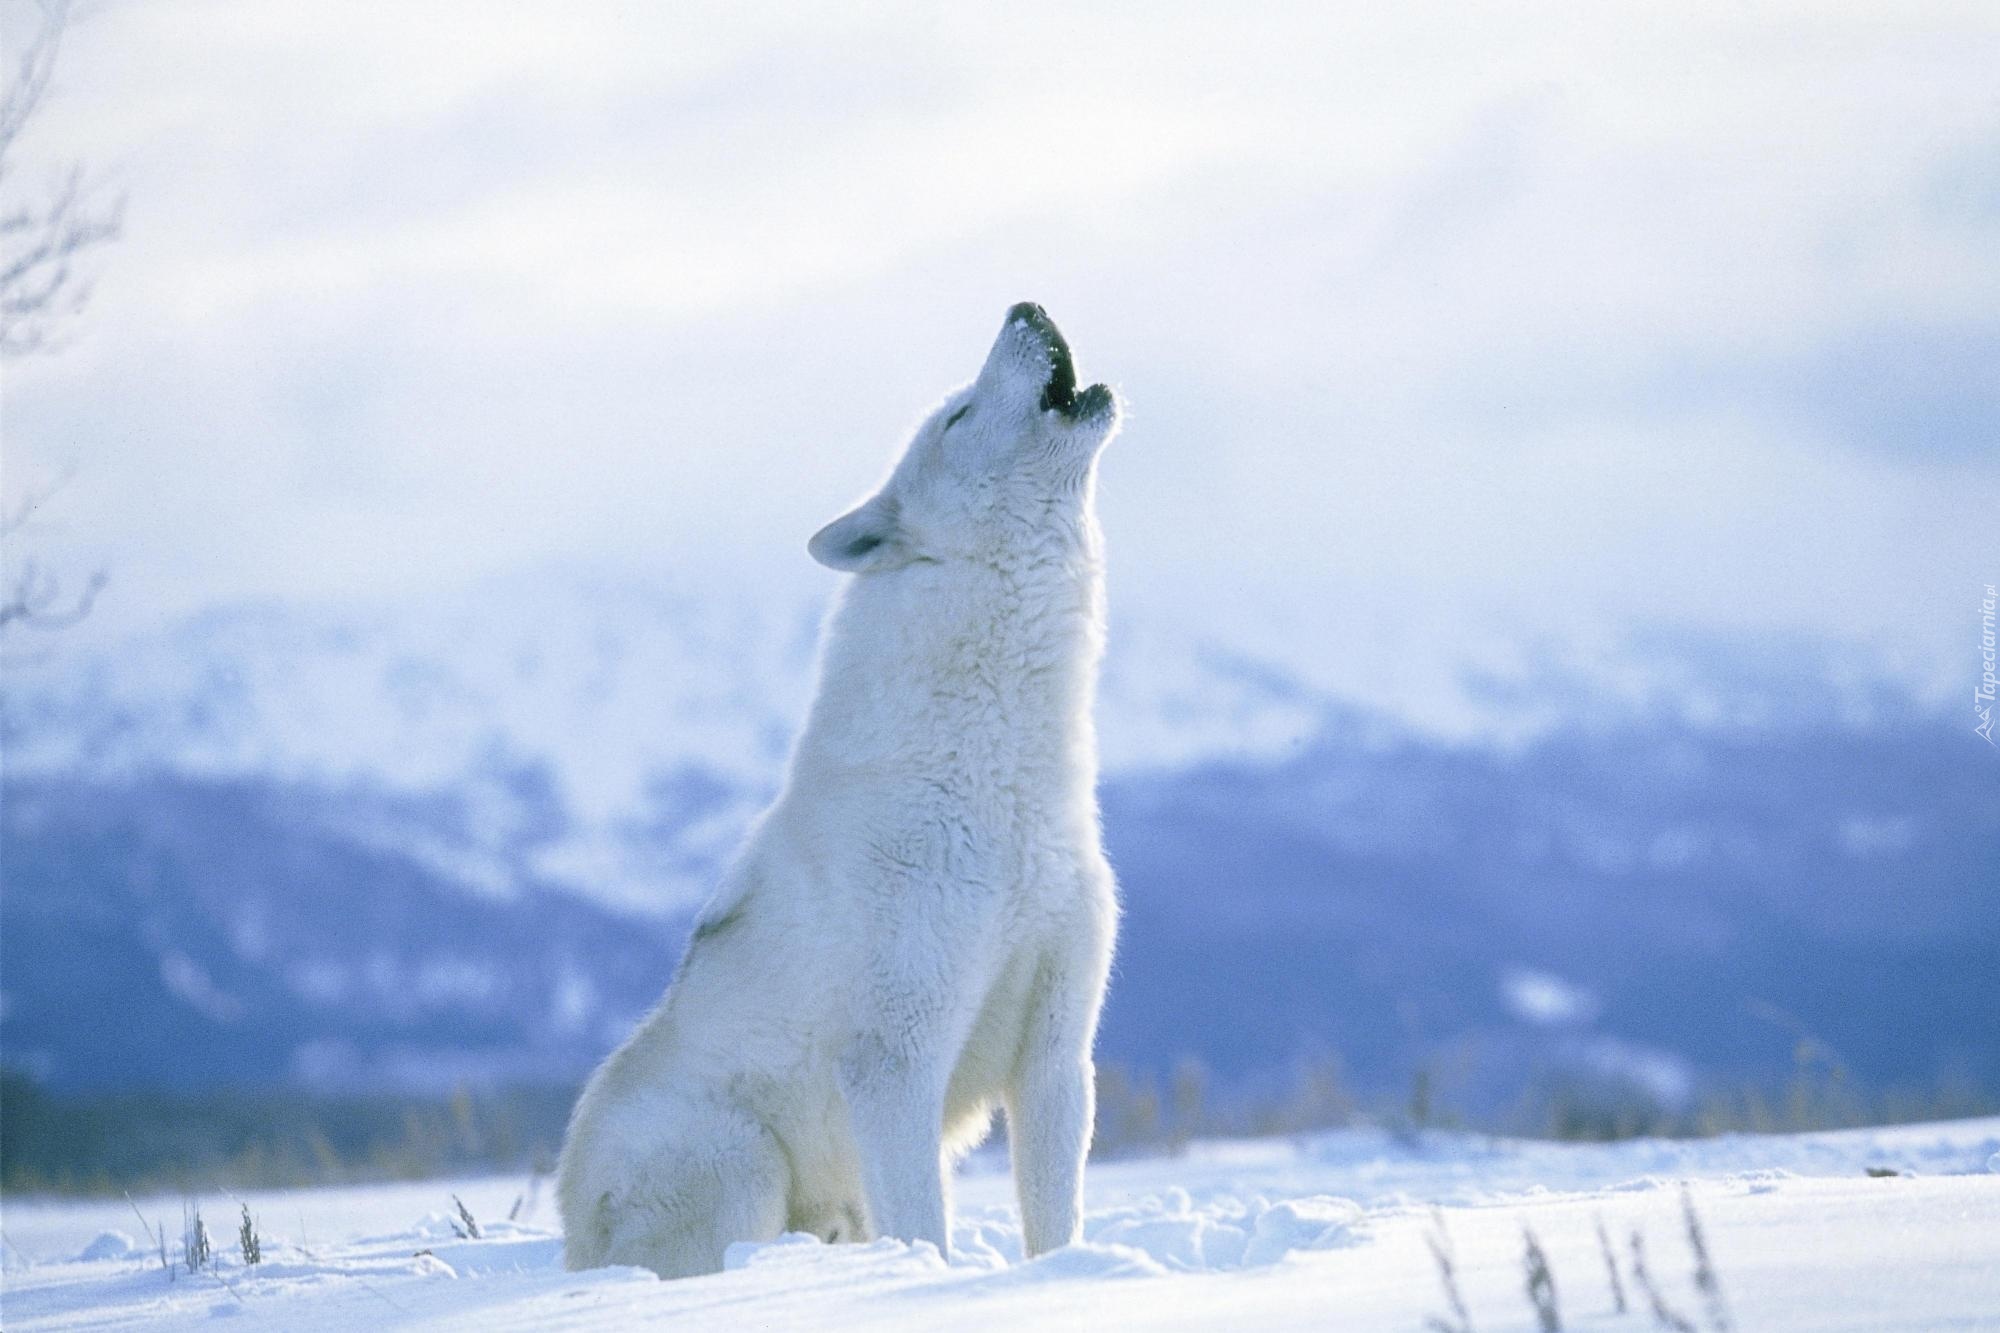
[6, 1057, 1992, 1196]
[0, 1070, 574, 1195]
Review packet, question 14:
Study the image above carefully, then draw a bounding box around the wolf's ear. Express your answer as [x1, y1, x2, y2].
[808, 494, 904, 572]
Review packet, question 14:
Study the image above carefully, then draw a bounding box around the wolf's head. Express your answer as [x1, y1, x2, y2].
[809, 303, 1120, 574]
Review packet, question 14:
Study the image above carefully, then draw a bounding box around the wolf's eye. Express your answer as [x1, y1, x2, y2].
[943, 405, 970, 430]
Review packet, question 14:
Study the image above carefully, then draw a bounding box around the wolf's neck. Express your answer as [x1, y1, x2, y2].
[794, 540, 1106, 783]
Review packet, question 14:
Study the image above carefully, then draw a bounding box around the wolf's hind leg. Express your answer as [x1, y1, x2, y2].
[788, 1196, 869, 1245]
[598, 1108, 789, 1279]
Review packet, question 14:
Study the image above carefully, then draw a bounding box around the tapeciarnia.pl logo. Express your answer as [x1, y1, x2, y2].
[1978, 583, 1997, 746]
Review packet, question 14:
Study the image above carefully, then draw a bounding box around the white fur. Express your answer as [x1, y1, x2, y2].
[558, 304, 1122, 1278]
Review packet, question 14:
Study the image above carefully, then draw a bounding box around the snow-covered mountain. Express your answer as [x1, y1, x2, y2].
[5, 571, 826, 915]
[1, 567, 1942, 910]
[7, 567, 1384, 916]
[3, 568, 1994, 1111]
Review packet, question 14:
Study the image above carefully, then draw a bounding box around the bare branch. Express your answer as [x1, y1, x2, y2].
[0, 559, 105, 631]
[0, 0, 122, 360]
[1, 468, 105, 633]
[0, 2, 65, 164]
[0, 1, 116, 640]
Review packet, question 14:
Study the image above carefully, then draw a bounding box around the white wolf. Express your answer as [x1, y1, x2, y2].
[557, 303, 1122, 1278]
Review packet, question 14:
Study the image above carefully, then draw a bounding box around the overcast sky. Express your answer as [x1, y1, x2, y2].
[6, 0, 1996, 702]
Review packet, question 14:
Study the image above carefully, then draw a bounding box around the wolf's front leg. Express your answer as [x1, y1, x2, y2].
[1007, 1049, 1094, 1256]
[840, 1038, 950, 1255]
[1009, 931, 1112, 1256]
[1007, 902, 1113, 1256]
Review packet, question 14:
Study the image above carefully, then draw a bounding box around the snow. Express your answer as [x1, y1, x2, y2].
[4, 1119, 1996, 1330]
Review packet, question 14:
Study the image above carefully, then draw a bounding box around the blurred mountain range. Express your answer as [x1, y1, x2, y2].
[3, 568, 1995, 1116]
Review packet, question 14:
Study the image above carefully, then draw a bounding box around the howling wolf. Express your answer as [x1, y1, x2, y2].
[558, 303, 1122, 1277]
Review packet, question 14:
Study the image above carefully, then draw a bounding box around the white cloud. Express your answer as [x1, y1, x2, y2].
[4, 0, 1995, 697]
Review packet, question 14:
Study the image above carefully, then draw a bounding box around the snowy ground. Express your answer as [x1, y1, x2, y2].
[4, 1119, 1997, 1331]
